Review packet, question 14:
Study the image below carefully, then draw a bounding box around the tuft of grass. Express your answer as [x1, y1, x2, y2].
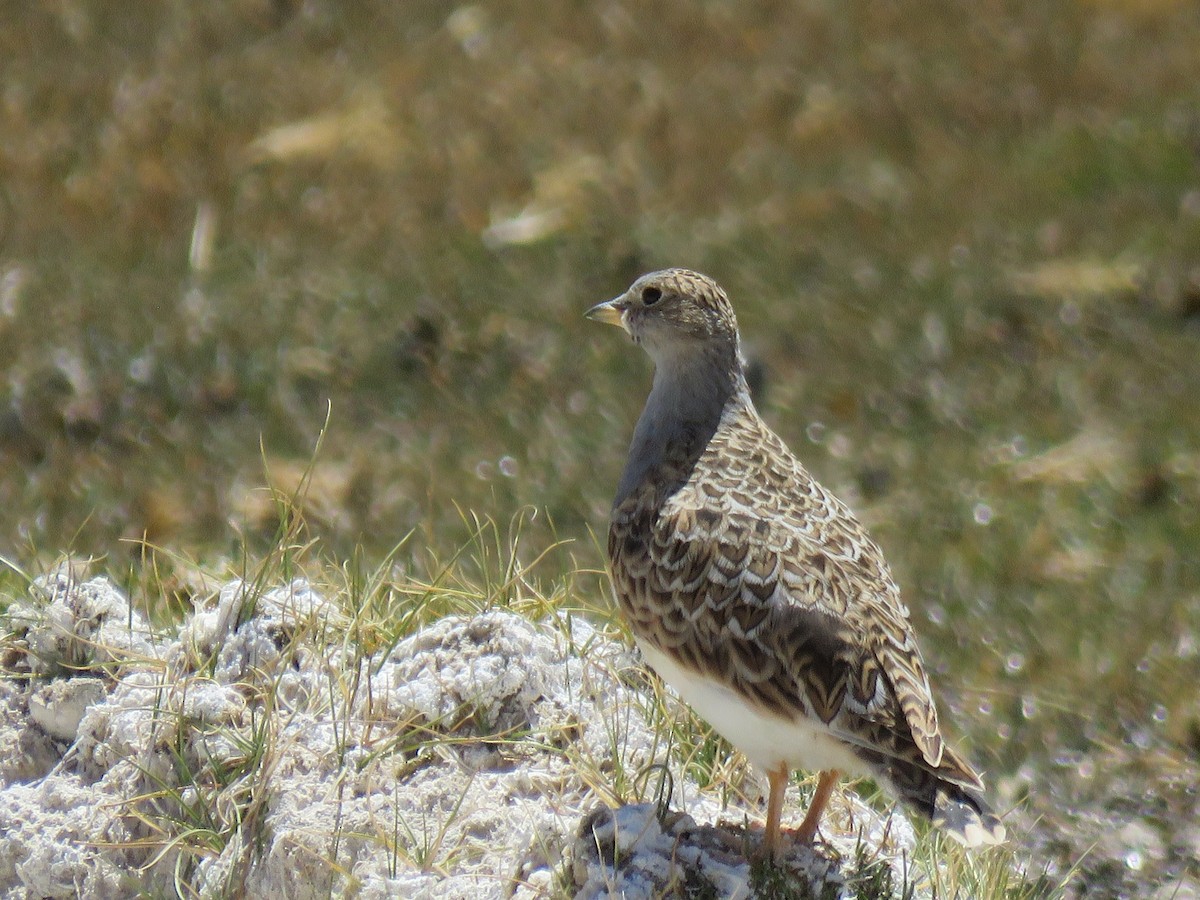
[749, 854, 843, 900]
[844, 841, 918, 900]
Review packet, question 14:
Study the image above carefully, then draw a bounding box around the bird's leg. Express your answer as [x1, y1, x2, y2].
[793, 769, 839, 844]
[762, 764, 789, 857]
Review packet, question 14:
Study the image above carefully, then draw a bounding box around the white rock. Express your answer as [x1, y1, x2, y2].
[16, 569, 157, 670]
[27, 677, 107, 741]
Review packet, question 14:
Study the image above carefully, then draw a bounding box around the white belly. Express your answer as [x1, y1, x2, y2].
[638, 639, 868, 777]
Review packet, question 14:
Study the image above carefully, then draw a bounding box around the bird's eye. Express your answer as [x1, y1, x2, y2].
[641, 286, 662, 306]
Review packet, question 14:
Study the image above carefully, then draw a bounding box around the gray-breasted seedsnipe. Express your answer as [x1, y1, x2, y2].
[588, 268, 1004, 855]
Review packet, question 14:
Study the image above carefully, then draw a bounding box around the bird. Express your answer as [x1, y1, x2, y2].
[587, 268, 1004, 856]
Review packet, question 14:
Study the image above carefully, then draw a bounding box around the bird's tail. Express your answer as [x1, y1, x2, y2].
[926, 778, 1006, 847]
[870, 748, 1006, 847]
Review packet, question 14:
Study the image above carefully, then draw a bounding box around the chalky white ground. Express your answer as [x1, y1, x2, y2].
[1, 569, 924, 899]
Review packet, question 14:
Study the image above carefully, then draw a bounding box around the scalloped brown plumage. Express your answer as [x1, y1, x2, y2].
[588, 268, 1005, 855]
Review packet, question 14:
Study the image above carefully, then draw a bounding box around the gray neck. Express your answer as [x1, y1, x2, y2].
[614, 342, 750, 506]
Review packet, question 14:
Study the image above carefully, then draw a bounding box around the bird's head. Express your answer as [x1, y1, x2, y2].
[586, 269, 740, 363]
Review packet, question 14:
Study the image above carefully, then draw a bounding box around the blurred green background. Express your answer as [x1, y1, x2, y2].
[2, 0, 1199, 893]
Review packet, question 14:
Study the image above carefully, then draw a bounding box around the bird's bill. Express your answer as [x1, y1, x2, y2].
[585, 297, 627, 329]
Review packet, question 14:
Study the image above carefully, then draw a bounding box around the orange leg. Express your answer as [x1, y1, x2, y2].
[793, 769, 840, 844]
[762, 764, 789, 857]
